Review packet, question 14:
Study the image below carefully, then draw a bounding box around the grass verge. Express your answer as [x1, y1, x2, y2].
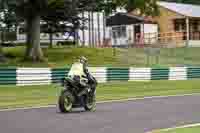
[2, 46, 200, 67]
[0, 80, 200, 109]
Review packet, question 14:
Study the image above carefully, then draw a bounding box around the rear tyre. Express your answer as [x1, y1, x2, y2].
[58, 90, 73, 113]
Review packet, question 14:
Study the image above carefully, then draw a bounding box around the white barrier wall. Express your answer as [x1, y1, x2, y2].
[88, 67, 107, 83]
[129, 68, 151, 81]
[169, 67, 187, 80]
[17, 68, 52, 86]
[5, 67, 199, 86]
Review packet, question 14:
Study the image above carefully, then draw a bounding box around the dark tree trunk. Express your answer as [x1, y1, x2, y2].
[25, 15, 44, 62]
[49, 33, 53, 48]
[73, 28, 76, 45]
[0, 33, 6, 62]
[0, 54, 6, 63]
[0, 47, 4, 62]
[0, 41, 2, 54]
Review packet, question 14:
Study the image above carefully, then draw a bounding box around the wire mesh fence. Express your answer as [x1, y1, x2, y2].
[113, 47, 200, 67]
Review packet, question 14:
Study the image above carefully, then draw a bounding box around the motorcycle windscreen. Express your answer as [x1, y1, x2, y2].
[68, 62, 85, 77]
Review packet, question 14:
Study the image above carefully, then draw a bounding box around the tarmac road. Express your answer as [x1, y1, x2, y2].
[1, 94, 200, 133]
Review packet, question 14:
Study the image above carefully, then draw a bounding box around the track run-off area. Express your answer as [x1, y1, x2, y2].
[1, 94, 200, 133]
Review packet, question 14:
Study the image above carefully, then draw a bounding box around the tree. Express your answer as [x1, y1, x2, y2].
[42, 0, 79, 48]
[93, 0, 158, 15]
[6, 0, 49, 61]
[41, 0, 69, 48]
[6, 0, 71, 61]
[43, 0, 96, 46]
[6, 0, 97, 61]
[0, 0, 18, 62]
[115, 0, 159, 16]
[41, 22, 59, 48]
[0, 0, 7, 62]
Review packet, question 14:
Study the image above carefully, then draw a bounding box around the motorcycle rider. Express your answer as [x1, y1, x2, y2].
[77, 56, 97, 96]
[67, 56, 97, 97]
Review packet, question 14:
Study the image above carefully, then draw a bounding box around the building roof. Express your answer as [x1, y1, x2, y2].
[158, 1, 200, 18]
[106, 13, 153, 26]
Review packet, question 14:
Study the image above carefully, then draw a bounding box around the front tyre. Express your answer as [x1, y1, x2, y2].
[84, 92, 96, 112]
[58, 90, 73, 113]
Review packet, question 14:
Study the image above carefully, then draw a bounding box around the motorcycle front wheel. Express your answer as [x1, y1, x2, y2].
[84, 92, 96, 112]
[58, 90, 73, 113]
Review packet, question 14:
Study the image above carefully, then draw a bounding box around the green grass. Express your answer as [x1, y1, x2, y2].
[154, 126, 200, 133]
[1, 46, 200, 68]
[1, 46, 118, 68]
[0, 80, 200, 109]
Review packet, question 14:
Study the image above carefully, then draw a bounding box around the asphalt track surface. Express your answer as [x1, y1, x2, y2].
[1, 95, 200, 133]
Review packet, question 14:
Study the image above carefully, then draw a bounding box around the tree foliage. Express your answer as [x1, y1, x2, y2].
[0, 0, 18, 62]
[92, 0, 159, 16]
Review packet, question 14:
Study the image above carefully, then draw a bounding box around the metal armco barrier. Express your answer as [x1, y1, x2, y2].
[0, 67, 200, 86]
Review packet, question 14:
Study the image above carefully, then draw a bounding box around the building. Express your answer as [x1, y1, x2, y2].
[106, 1, 200, 48]
[106, 13, 158, 47]
[154, 1, 200, 47]
[78, 10, 158, 47]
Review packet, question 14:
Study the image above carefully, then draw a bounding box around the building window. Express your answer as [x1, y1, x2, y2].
[112, 26, 127, 38]
[174, 22, 180, 31]
[192, 21, 198, 32]
[174, 20, 186, 32]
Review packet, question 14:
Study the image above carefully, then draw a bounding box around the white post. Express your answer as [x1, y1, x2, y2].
[186, 17, 190, 47]
[142, 23, 145, 45]
[82, 12, 85, 46]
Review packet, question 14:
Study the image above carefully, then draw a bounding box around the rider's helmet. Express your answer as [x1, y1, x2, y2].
[79, 56, 88, 65]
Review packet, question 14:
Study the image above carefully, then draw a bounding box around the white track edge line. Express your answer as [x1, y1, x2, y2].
[0, 93, 200, 112]
[147, 123, 200, 133]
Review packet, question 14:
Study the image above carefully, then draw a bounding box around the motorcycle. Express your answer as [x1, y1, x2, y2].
[58, 73, 97, 113]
